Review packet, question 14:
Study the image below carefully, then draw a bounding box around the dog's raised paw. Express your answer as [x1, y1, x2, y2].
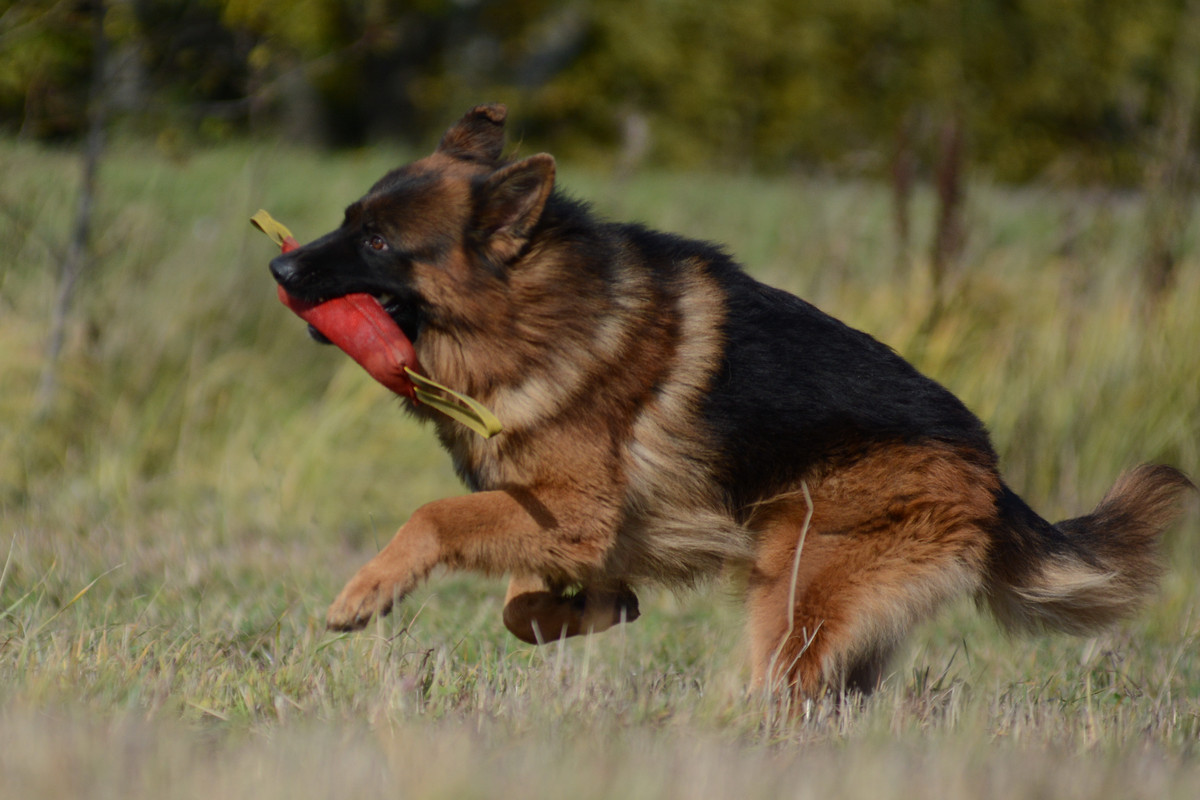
[325, 574, 401, 631]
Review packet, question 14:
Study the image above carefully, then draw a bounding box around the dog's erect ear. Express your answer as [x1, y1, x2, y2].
[437, 104, 508, 163]
[473, 154, 556, 263]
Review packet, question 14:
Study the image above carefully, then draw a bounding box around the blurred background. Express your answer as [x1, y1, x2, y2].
[5, 0, 1199, 182]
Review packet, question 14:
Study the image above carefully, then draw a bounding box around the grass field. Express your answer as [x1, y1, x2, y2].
[1, 139, 1198, 798]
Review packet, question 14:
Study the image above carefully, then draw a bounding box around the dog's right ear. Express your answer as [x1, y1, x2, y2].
[437, 104, 508, 163]
[472, 153, 556, 264]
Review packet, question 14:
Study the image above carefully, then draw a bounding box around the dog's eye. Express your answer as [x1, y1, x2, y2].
[366, 234, 389, 252]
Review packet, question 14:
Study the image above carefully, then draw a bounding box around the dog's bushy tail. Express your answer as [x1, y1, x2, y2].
[983, 464, 1195, 635]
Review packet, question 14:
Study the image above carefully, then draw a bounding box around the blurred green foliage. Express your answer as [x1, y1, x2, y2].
[1, 0, 1197, 181]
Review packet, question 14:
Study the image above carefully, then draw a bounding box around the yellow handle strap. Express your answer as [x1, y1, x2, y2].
[249, 209, 294, 247]
[407, 369, 503, 438]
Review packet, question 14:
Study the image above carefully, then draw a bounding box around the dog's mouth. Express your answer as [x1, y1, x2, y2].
[305, 323, 333, 344]
[376, 292, 422, 344]
[296, 290, 421, 346]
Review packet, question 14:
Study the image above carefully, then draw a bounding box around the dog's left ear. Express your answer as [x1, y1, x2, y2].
[473, 154, 556, 263]
[437, 104, 507, 163]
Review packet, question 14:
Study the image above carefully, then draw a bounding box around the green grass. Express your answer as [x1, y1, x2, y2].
[1, 139, 1198, 798]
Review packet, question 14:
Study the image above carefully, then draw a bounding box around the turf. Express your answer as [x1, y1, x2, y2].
[1, 139, 1198, 798]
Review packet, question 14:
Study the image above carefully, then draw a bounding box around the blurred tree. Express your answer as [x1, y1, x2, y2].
[1, 0, 1197, 183]
[33, 0, 109, 414]
[133, 0, 259, 138]
[1140, 0, 1200, 302]
[0, 0, 96, 139]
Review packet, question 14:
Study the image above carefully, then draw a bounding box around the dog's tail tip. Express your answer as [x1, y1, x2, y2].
[1094, 463, 1196, 529]
[984, 463, 1195, 636]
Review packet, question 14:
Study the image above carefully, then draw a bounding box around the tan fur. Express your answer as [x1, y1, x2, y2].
[745, 444, 997, 697]
[607, 263, 755, 585]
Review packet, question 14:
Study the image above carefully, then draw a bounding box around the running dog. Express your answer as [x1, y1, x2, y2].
[268, 104, 1194, 698]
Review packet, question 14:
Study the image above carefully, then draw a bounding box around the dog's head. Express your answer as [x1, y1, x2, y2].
[269, 104, 555, 347]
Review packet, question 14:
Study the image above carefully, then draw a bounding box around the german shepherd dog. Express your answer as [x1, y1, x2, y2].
[269, 104, 1194, 698]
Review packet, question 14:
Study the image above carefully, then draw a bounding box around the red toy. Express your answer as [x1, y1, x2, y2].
[252, 210, 501, 437]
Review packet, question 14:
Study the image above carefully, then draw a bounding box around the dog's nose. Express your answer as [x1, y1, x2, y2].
[269, 253, 298, 283]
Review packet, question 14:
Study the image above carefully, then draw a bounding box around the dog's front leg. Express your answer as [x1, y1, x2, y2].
[326, 488, 614, 631]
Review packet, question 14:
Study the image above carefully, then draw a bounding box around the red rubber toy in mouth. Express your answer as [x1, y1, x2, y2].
[274, 283, 420, 401]
[252, 210, 501, 438]
[253, 211, 420, 400]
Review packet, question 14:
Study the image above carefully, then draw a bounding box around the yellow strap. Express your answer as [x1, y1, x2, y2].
[249, 209, 294, 247]
[407, 369, 503, 438]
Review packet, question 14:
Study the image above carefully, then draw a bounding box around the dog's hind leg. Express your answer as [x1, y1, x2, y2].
[502, 574, 640, 644]
[746, 444, 998, 701]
